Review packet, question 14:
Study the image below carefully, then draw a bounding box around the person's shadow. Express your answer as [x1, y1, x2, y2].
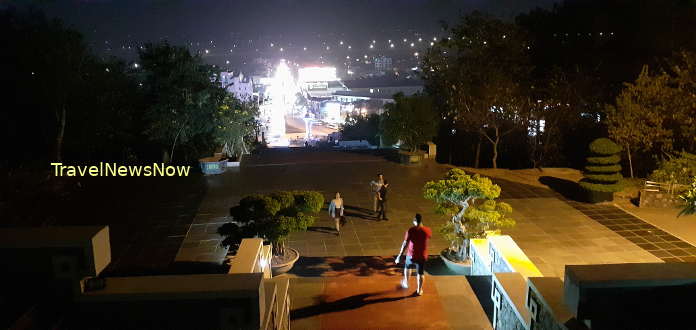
[290, 290, 414, 320]
[344, 205, 378, 221]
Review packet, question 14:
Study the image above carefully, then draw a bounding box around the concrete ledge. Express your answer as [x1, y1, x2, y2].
[0, 225, 111, 277]
[528, 277, 575, 327]
[489, 235, 542, 279]
[79, 273, 264, 301]
[229, 238, 266, 274]
[564, 263, 696, 321]
[493, 272, 530, 329]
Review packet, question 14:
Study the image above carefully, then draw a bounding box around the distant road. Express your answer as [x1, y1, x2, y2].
[285, 116, 337, 138]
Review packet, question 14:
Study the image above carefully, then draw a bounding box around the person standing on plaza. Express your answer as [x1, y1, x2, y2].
[328, 192, 344, 235]
[370, 173, 385, 214]
[376, 180, 389, 220]
[395, 214, 432, 296]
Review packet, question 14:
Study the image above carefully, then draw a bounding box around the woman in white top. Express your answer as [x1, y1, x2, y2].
[328, 192, 344, 234]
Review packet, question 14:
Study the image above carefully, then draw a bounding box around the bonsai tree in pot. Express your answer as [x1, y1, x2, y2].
[423, 168, 515, 262]
[579, 138, 624, 203]
[221, 190, 323, 271]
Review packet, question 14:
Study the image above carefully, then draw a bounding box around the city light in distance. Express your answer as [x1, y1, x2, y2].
[348, 45, 351, 49]
[298, 66, 338, 82]
[340, 41, 343, 45]
[390, 44, 395, 48]
[369, 44, 374, 49]
[204, 49, 209, 54]
[430, 42, 435, 46]
[270, 43, 274, 47]
[303, 47, 307, 51]
[410, 43, 415, 47]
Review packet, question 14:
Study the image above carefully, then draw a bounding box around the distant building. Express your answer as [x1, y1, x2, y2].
[220, 71, 254, 102]
[298, 66, 348, 99]
[374, 56, 393, 72]
[331, 78, 425, 116]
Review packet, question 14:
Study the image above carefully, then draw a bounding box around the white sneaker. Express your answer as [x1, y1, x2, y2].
[400, 279, 409, 289]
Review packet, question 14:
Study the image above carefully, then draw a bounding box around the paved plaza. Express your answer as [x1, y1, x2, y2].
[171, 148, 696, 328]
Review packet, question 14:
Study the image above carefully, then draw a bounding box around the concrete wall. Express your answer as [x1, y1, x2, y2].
[527, 278, 575, 330]
[492, 272, 529, 330]
[481, 236, 580, 330]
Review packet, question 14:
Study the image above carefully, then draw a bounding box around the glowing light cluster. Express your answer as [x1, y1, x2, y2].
[298, 66, 338, 82]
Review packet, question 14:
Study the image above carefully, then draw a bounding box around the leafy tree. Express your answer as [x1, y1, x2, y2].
[216, 96, 259, 160]
[606, 66, 675, 178]
[529, 67, 604, 168]
[138, 42, 221, 163]
[1, 9, 94, 164]
[340, 113, 381, 146]
[580, 138, 624, 202]
[666, 51, 696, 152]
[382, 92, 438, 152]
[421, 12, 531, 168]
[423, 169, 514, 261]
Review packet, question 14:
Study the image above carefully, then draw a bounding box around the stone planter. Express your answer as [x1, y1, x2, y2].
[271, 248, 300, 276]
[398, 150, 422, 164]
[585, 190, 614, 203]
[439, 249, 471, 275]
[199, 158, 226, 175]
[226, 155, 242, 168]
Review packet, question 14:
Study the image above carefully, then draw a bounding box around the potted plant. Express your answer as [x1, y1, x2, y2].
[579, 138, 624, 203]
[220, 190, 324, 275]
[423, 169, 515, 273]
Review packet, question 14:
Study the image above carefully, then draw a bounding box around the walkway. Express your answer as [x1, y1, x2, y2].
[171, 149, 696, 328]
[282, 256, 491, 330]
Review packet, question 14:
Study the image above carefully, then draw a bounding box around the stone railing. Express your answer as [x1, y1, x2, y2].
[639, 180, 688, 208]
[465, 235, 582, 330]
[229, 238, 272, 278]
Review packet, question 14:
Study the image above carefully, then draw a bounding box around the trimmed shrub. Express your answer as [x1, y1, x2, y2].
[223, 190, 324, 256]
[579, 138, 623, 202]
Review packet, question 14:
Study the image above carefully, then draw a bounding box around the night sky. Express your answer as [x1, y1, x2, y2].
[29, 0, 556, 44]
[5, 0, 557, 72]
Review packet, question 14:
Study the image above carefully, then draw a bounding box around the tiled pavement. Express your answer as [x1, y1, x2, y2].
[567, 201, 696, 263]
[176, 149, 696, 277]
[500, 198, 660, 278]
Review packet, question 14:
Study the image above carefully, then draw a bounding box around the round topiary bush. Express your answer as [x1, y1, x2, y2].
[579, 138, 623, 203]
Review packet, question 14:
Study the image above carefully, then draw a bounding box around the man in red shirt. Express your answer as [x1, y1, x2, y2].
[395, 213, 432, 296]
